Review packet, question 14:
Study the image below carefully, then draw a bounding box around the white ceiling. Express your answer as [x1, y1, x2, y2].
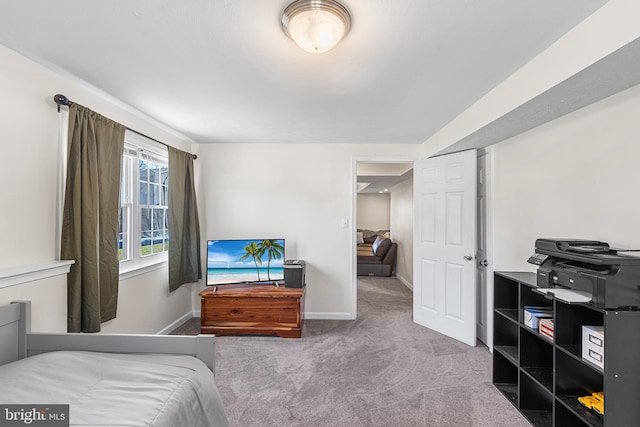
[357, 163, 413, 194]
[0, 0, 607, 145]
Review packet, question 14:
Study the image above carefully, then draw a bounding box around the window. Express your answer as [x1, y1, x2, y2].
[119, 132, 169, 273]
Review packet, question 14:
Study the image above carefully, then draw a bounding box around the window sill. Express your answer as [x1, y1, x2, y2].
[119, 259, 167, 281]
[0, 260, 75, 290]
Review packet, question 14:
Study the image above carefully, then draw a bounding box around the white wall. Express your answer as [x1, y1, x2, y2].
[101, 267, 193, 334]
[356, 194, 390, 231]
[492, 83, 640, 272]
[195, 143, 420, 318]
[0, 277, 67, 332]
[390, 179, 413, 288]
[0, 44, 195, 333]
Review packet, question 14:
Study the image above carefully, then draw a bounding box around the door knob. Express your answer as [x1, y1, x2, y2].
[463, 254, 473, 261]
[480, 260, 489, 267]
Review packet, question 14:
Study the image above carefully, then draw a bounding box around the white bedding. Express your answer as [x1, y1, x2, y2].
[0, 351, 229, 427]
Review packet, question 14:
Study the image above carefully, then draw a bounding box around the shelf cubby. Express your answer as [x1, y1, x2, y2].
[555, 399, 598, 427]
[494, 273, 520, 310]
[555, 302, 602, 360]
[494, 311, 519, 364]
[493, 350, 518, 406]
[556, 396, 603, 427]
[520, 372, 553, 427]
[520, 288, 553, 323]
[520, 328, 553, 393]
[555, 349, 603, 397]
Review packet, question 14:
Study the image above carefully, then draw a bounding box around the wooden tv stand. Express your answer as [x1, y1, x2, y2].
[199, 283, 305, 338]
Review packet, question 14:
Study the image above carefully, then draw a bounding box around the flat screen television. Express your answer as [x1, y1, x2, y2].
[206, 239, 285, 286]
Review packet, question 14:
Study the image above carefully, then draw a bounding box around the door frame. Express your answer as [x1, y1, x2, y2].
[477, 146, 495, 349]
[350, 156, 417, 319]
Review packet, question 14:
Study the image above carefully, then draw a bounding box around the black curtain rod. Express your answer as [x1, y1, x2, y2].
[53, 94, 197, 160]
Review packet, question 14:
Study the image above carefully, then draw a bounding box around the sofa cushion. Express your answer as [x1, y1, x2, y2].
[357, 255, 382, 264]
[357, 245, 374, 257]
[358, 229, 377, 238]
[371, 236, 383, 254]
[372, 236, 392, 258]
[357, 231, 364, 245]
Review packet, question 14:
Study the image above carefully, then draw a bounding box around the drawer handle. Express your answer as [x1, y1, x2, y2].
[588, 349, 603, 362]
[589, 335, 603, 347]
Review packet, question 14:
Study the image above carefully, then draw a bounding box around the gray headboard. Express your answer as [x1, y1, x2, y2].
[0, 301, 29, 366]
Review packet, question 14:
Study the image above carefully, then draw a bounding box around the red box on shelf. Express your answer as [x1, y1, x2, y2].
[539, 318, 554, 340]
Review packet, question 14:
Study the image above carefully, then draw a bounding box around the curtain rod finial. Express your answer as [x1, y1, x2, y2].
[54, 94, 71, 106]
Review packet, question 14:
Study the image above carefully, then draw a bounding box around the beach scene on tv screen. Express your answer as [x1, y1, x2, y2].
[207, 239, 285, 285]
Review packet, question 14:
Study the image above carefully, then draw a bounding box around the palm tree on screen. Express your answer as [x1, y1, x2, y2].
[239, 242, 262, 281]
[259, 240, 285, 281]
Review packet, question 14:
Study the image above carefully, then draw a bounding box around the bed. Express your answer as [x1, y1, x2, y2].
[0, 300, 229, 427]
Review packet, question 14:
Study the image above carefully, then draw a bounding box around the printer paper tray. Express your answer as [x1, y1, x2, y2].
[533, 288, 592, 304]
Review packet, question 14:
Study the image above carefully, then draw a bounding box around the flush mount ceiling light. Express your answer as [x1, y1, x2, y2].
[281, 0, 351, 54]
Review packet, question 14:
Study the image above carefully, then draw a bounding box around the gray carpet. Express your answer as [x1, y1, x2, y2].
[172, 278, 530, 427]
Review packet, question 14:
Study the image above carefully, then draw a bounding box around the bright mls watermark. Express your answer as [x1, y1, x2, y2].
[0, 405, 69, 426]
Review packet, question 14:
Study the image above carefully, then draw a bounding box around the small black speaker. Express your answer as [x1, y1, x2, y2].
[284, 260, 306, 288]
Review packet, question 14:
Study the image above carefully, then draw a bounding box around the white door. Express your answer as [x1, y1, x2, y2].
[413, 150, 477, 346]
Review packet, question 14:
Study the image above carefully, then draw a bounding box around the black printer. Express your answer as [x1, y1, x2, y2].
[528, 238, 640, 309]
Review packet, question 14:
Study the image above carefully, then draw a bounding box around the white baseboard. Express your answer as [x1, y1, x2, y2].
[157, 311, 197, 335]
[159, 310, 352, 333]
[396, 275, 413, 290]
[305, 312, 354, 320]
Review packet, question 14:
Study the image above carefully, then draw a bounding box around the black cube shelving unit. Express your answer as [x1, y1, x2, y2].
[492, 271, 640, 426]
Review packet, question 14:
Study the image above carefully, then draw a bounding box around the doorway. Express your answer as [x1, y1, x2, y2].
[351, 158, 415, 318]
[351, 152, 493, 348]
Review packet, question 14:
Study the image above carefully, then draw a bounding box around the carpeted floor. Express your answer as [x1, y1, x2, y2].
[172, 277, 531, 427]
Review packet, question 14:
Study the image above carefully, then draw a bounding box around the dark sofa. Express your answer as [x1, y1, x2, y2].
[357, 235, 397, 277]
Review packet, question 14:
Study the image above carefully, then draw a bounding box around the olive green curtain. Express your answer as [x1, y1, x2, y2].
[167, 146, 202, 292]
[61, 104, 125, 333]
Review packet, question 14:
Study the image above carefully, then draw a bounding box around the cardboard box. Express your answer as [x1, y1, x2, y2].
[539, 318, 554, 340]
[524, 306, 552, 329]
[582, 325, 605, 369]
